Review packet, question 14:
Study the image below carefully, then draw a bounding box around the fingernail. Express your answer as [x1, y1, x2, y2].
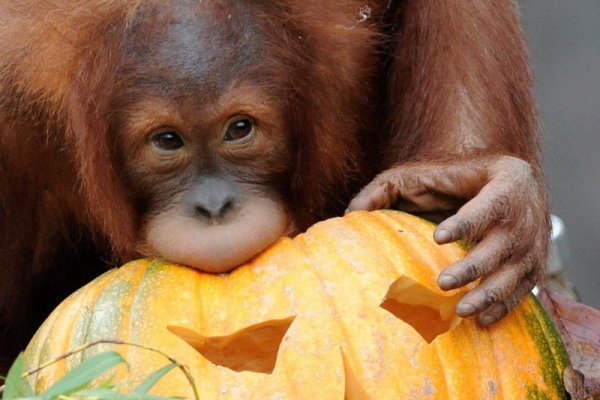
[438, 274, 459, 289]
[434, 228, 453, 243]
[457, 302, 477, 316]
[479, 314, 497, 326]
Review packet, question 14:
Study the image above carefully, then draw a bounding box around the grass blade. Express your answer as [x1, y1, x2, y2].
[134, 364, 177, 394]
[41, 351, 126, 398]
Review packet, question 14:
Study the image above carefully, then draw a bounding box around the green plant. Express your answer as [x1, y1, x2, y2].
[1, 345, 186, 400]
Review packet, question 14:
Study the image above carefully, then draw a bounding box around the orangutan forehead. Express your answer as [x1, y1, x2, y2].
[121, 1, 269, 95]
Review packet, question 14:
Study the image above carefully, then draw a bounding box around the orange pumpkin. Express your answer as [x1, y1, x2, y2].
[24, 210, 569, 399]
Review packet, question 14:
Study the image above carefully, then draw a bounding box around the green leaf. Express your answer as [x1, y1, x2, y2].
[19, 372, 35, 398]
[93, 374, 118, 389]
[20, 380, 36, 398]
[4, 397, 40, 400]
[134, 364, 178, 394]
[3, 353, 25, 399]
[41, 351, 126, 398]
[70, 388, 127, 399]
[74, 388, 181, 399]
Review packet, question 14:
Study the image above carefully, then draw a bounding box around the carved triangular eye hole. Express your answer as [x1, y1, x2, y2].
[168, 316, 295, 374]
[380, 276, 462, 343]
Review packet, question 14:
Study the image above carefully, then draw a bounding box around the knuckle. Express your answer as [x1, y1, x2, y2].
[454, 217, 474, 237]
[504, 288, 528, 312]
[463, 261, 481, 282]
[492, 157, 538, 195]
[371, 174, 391, 190]
[522, 253, 541, 275]
[378, 164, 409, 180]
[507, 230, 527, 252]
[374, 170, 407, 194]
[490, 192, 512, 219]
[482, 288, 501, 308]
[450, 260, 481, 284]
[500, 299, 517, 315]
[496, 155, 534, 177]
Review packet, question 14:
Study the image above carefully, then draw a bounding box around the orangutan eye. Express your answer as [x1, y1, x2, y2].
[151, 130, 184, 151]
[224, 117, 255, 142]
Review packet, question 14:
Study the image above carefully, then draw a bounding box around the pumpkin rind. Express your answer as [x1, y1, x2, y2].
[23, 210, 569, 399]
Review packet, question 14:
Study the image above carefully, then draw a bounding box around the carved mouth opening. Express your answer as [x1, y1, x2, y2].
[169, 316, 295, 374]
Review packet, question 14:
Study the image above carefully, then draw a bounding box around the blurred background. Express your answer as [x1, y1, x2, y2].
[519, 1, 600, 308]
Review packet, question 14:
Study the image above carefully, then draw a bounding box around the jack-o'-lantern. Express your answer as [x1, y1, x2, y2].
[24, 210, 568, 399]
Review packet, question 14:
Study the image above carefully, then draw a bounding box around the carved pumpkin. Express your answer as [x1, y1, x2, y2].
[24, 210, 569, 399]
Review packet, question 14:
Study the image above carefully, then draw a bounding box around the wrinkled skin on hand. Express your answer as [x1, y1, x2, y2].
[348, 155, 550, 326]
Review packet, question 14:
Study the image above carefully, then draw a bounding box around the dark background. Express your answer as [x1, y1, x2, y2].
[519, 1, 600, 308]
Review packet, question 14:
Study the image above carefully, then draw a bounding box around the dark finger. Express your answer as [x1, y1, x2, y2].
[347, 174, 397, 212]
[433, 176, 515, 244]
[350, 168, 464, 213]
[477, 270, 538, 326]
[438, 227, 514, 290]
[455, 255, 534, 318]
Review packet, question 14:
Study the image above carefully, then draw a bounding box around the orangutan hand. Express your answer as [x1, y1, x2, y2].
[348, 155, 550, 326]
